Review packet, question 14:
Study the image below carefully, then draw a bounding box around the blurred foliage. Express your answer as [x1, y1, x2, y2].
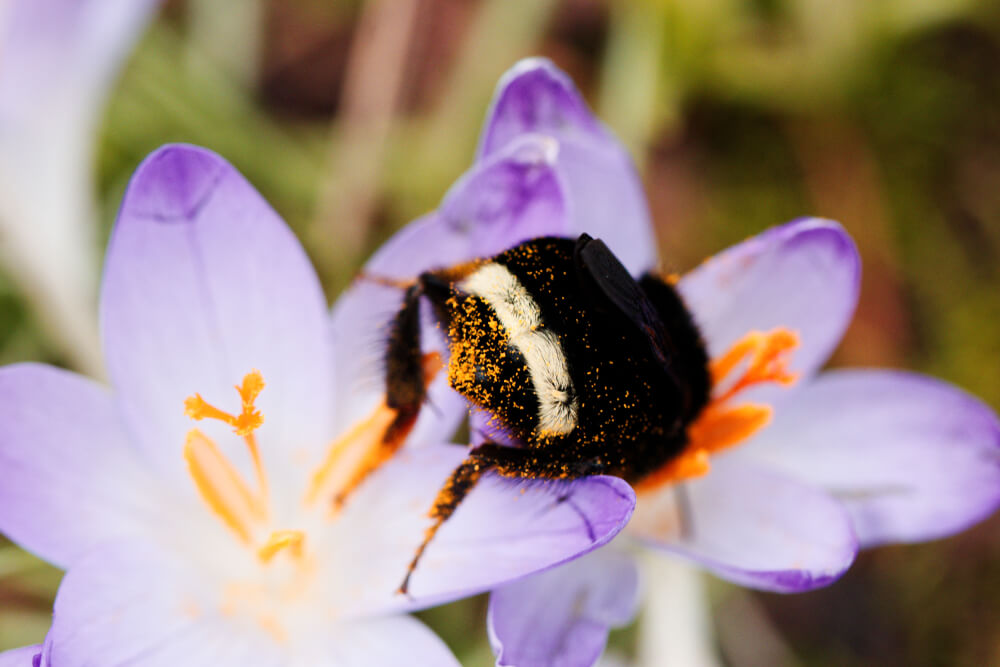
[2, 0, 1000, 664]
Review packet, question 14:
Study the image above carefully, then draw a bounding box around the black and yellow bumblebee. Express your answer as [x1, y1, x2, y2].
[379, 234, 712, 593]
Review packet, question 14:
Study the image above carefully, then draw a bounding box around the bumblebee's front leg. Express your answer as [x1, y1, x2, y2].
[332, 281, 435, 509]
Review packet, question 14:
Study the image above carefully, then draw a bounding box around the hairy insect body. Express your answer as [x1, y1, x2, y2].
[448, 240, 704, 482]
[382, 235, 711, 593]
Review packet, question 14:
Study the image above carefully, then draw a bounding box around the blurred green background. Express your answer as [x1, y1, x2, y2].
[2, 0, 1000, 664]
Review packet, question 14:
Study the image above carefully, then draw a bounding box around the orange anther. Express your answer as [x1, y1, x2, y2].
[637, 328, 799, 495]
[184, 429, 263, 544]
[305, 352, 443, 509]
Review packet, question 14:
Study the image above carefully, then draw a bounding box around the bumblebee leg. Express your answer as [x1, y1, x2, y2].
[398, 441, 606, 595]
[355, 272, 419, 290]
[399, 450, 491, 596]
[385, 283, 428, 414]
[330, 281, 439, 510]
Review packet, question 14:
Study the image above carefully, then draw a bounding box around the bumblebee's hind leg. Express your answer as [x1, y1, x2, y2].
[398, 442, 605, 595]
[399, 449, 491, 596]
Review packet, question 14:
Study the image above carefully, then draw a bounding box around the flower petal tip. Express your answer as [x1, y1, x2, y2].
[753, 566, 850, 593]
[777, 217, 861, 297]
[497, 57, 573, 93]
[712, 529, 858, 594]
[574, 476, 638, 548]
[479, 58, 597, 159]
[123, 144, 227, 223]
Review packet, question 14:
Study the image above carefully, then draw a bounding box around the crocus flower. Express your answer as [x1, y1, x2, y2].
[0, 0, 163, 374]
[391, 59, 1000, 667]
[0, 144, 636, 664]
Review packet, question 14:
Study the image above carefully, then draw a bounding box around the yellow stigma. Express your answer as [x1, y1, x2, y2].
[185, 369, 265, 437]
[184, 371, 269, 506]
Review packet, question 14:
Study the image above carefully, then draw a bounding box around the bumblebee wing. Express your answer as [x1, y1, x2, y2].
[573, 234, 674, 367]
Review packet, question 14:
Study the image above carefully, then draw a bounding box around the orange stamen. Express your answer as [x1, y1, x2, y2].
[183, 429, 263, 544]
[635, 449, 710, 493]
[687, 403, 773, 455]
[638, 328, 799, 492]
[712, 329, 799, 404]
[304, 402, 400, 506]
[305, 352, 443, 508]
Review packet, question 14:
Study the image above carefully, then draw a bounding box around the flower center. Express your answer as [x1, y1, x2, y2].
[180, 355, 443, 635]
[635, 328, 800, 493]
[183, 371, 302, 558]
[182, 372, 321, 641]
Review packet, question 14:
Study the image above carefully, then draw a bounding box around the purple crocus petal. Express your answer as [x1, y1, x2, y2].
[330, 443, 635, 615]
[46, 538, 461, 666]
[46, 541, 287, 667]
[101, 144, 335, 491]
[329, 137, 568, 440]
[362, 134, 570, 282]
[488, 546, 640, 667]
[744, 370, 1000, 547]
[678, 218, 859, 401]
[442, 135, 570, 260]
[0, 363, 167, 568]
[307, 617, 459, 666]
[0, 645, 42, 667]
[478, 58, 656, 273]
[632, 458, 856, 592]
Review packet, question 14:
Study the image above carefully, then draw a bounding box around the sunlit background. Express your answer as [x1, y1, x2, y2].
[1, 0, 1000, 664]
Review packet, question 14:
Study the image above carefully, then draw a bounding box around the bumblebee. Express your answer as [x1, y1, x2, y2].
[378, 234, 712, 594]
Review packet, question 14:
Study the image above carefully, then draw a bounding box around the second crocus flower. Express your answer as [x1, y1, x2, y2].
[391, 58, 1000, 667]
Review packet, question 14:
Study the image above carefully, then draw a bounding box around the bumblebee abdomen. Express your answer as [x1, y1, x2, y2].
[429, 236, 708, 479]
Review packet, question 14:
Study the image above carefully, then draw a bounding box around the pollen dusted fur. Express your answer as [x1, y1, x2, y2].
[381, 235, 714, 593]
